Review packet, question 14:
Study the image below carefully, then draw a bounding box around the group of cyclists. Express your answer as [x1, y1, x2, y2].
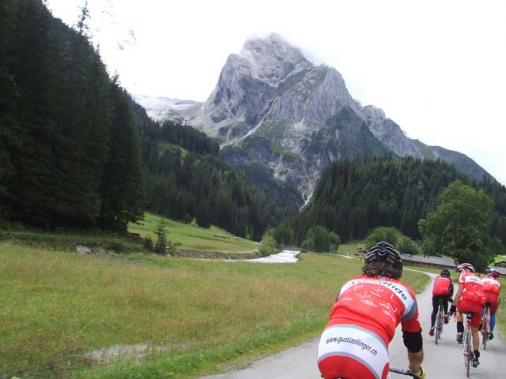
[316, 241, 502, 379]
[429, 262, 501, 368]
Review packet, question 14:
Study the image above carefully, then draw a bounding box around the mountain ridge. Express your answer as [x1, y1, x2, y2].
[135, 34, 493, 200]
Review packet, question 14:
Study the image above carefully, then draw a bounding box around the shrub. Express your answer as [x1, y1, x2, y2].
[259, 232, 279, 257]
[301, 226, 340, 253]
[366, 227, 401, 248]
[396, 236, 421, 255]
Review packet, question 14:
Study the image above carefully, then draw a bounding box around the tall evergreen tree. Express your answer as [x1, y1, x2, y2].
[8, 0, 62, 227]
[0, 0, 146, 231]
[99, 81, 144, 231]
[0, 0, 20, 216]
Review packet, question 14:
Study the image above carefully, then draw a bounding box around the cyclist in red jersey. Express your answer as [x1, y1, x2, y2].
[429, 268, 454, 336]
[482, 268, 501, 340]
[450, 262, 485, 367]
[317, 241, 425, 379]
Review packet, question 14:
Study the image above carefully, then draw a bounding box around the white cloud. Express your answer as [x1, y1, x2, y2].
[46, 0, 506, 185]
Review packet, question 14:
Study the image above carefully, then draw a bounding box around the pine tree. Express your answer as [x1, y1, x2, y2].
[99, 81, 144, 231]
[154, 217, 168, 254]
[0, 0, 19, 216]
[9, 0, 62, 227]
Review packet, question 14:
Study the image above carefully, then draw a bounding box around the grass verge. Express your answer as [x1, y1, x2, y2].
[128, 212, 259, 254]
[0, 243, 429, 379]
[498, 278, 506, 339]
[0, 228, 143, 253]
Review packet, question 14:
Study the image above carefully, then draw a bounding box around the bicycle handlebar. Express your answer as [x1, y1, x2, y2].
[389, 368, 422, 379]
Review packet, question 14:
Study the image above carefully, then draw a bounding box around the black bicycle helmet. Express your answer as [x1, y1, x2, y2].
[365, 241, 403, 270]
[488, 268, 500, 278]
[441, 269, 450, 277]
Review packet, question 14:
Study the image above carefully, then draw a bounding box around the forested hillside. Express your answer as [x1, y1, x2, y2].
[0, 0, 289, 240]
[0, 0, 143, 231]
[137, 115, 288, 240]
[287, 158, 506, 245]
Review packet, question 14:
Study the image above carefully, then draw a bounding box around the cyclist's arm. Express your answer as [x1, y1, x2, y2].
[401, 298, 423, 375]
[449, 280, 454, 297]
[453, 285, 463, 306]
[403, 330, 423, 374]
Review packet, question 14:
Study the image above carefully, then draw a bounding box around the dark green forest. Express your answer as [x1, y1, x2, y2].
[138, 117, 288, 240]
[284, 158, 506, 246]
[0, 0, 143, 231]
[0, 0, 288, 239]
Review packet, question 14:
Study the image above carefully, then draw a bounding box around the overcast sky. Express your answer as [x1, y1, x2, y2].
[46, 0, 506, 185]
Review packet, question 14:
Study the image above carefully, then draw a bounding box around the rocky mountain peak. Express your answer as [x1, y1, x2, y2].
[237, 34, 312, 86]
[136, 34, 493, 198]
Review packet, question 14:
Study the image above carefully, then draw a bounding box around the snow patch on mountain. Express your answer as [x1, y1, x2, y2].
[134, 95, 202, 123]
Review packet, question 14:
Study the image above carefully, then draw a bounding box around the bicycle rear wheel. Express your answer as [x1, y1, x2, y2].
[463, 331, 471, 378]
[482, 308, 490, 350]
[435, 308, 443, 345]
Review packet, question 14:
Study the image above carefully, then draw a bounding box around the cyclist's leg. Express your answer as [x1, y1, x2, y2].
[461, 301, 482, 354]
[490, 301, 498, 333]
[456, 309, 464, 338]
[443, 296, 450, 322]
[471, 326, 480, 351]
[443, 296, 449, 314]
[430, 296, 438, 328]
[479, 305, 486, 331]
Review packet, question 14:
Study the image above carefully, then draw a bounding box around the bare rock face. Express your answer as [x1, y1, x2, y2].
[138, 34, 492, 201]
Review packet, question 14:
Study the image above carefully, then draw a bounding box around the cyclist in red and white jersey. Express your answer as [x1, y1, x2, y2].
[317, 241, 425, 379]
[482, 268, 501, 340]
[429, 268, 454, 336]
[450, 262, 485, 367]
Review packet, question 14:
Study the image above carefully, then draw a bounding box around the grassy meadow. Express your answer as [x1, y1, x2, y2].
[128, 212, 259, 253]
[336, 240, 365, 255]
[0, 241, 429, 379]
[497, 277, 506, 339]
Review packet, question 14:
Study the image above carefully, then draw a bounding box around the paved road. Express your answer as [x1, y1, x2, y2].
[200, 272, 505, 379]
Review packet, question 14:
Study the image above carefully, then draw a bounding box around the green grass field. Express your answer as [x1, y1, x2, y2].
[496, 278, 505, 339]
[128, 213, 259, 253]
[0, 228, 144, 253]
[337, 241, 365, 255]
[0, 242, 429, 379]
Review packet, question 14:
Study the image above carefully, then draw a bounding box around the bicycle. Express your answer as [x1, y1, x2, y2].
[462, 312, 475, 378]
[434, 298, 446, 344]
[481, 303, 491, 351]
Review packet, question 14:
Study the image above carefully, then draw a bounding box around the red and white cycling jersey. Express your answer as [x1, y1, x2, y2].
[329, 275, 420, 344]
[459, 272, 485, 304]
[482, 276, 501, 311]
[317, 275, 421, 379]
[432, 276, 452, 296]
[482, 276, 501, 295]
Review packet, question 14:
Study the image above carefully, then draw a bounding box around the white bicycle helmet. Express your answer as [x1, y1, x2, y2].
[456, 262, 475, 272]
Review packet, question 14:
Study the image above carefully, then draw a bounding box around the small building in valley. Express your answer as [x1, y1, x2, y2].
[400, 254, 457, 269]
